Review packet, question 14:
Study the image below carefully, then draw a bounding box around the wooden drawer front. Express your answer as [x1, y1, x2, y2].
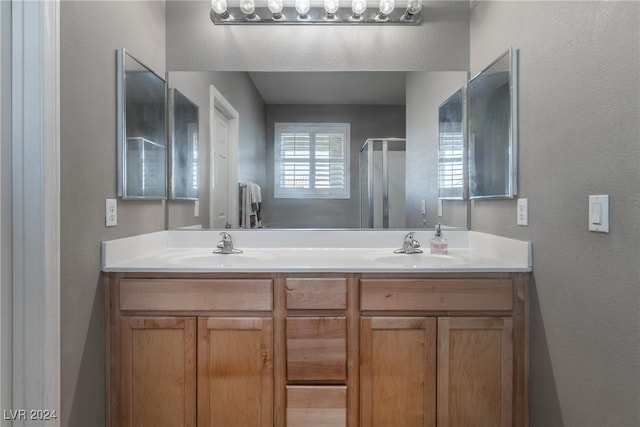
[286, 278, 347, 310]
[120, 279, 273, 311]
[287, 386, 347, 427]
[286, 317, 347, 382]
[361, 279, 513, 312]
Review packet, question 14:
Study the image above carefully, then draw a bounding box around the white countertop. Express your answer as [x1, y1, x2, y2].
[102, 230, 532, 273]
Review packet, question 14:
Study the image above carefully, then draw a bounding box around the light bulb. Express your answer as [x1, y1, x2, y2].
[239, 0, 256, 15]
[295, 0, 311, 16]
[324, 0, 339, 15]
[406, 0, 422, 15]
[379, 0, 394, 16]
[351, 0, 367, 17]
[268, 0, 284, 16]
[211, 0, 228, 16]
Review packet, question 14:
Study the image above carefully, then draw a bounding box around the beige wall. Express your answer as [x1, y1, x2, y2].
[60, 1, 166, 425]
[469, 1, 640, 425]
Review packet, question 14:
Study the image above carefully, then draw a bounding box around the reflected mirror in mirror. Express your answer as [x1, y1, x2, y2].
[167, 71, 470, 231]
[169, 88, 199, 200]
[468, 48, 518, 199]
[438, 87, 466, 200]
[117, 48, 167, 199]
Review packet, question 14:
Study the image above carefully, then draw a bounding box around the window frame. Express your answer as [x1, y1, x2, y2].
[274, 122, 351, 199]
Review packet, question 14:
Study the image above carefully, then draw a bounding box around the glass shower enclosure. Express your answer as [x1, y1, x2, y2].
[360, 138, 406, 228]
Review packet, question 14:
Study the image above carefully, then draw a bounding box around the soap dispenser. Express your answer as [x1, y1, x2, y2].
[430, 223, 448, 255]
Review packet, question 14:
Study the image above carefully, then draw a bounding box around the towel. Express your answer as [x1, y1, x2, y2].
[242, 182, 263, 228]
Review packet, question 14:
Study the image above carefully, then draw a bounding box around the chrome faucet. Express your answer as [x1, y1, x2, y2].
[394, 232, 423, 254]
[214, 232, 242, 254]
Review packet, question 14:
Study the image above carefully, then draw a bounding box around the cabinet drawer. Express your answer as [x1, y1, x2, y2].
[286, 317, 347, 382]
[286, 278, 347, 310]
[361, 279, 513, 311]
[286, 386, 346, 427]
[119, 279, 273, 311]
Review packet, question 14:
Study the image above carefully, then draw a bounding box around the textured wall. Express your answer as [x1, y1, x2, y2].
[265, 104, 406, 228]
[469, 2, 640, 426]
[406, 71, 469, 229]
[60, 1, 166, 425]
[167, 71, 267, 229]
[166, 0, 470, 72]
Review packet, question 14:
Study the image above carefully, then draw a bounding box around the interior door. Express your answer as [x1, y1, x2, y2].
[211, 107, 230, 228]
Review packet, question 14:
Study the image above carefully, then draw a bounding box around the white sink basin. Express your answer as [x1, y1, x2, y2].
[371, 253, 467, 268]
[167, 250, 275, 268]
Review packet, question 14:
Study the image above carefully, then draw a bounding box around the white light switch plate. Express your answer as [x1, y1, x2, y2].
[517, 198, 528, 226]
[194, 200, 200, 218]
[589, 194, 609, 233]
[437, 200, 443, 217]
[105, 199, 117, 227]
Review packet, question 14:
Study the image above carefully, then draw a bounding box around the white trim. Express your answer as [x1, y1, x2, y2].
[11, 0, 60, 424]
[209, 85, 239, 229]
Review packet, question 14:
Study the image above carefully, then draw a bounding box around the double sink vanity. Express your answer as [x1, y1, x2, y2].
[102, 229, 531, 427]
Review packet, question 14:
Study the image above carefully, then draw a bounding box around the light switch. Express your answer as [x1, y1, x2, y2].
[194, 200, 200, 218]
[421, 200, 426, 215]
[437, 200, 443, 217]
[589, 195, 609, 233]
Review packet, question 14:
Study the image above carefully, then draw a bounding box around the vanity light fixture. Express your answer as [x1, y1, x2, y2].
[210, 0, 423, 24]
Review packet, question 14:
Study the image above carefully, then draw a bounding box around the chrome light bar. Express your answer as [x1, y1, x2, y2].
[210, 0, 423, 25]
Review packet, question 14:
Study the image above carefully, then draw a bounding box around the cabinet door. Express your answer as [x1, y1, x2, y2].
[120, 317, 196, 427]
[198, 317, 273, 427]
[360, 317, 436, 427]
[438, 317, 513, 427]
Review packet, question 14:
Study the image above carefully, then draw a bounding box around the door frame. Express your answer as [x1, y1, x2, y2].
[209, 85, 239, 229]
[7, 0, 61, 424]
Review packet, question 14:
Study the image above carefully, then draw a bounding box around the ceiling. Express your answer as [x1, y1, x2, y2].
[248, 71, 406, 105]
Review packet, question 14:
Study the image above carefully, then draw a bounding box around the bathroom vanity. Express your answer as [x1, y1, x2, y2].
[102, 230, 531, 427]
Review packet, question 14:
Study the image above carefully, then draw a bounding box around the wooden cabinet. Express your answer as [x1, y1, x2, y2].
[360, 317, 437, 427]
[106, 272, 528, 427]
[106, 275, 274, 427]
[119, 317, 196, 427]
[359, 275, 527, 427]
[198, 317, 273, 427]
[437, 317, 513, 427]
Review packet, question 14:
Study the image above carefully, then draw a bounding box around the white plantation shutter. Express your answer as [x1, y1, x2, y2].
[438, 122, 464, 198]
[275, 123, 350, 199]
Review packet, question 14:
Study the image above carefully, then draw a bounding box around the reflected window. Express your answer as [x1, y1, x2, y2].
[274, 123, 350, 199]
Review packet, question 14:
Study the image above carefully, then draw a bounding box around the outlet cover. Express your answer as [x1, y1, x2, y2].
[517, 198, 528, 226]
[106, 199, 117, 227]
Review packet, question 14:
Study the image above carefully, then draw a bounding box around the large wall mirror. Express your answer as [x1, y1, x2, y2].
[166, 70, 470, 231]
[117, 48, 167, 199]
[438, 87, 466, 200]
[468, 48, 518, 199]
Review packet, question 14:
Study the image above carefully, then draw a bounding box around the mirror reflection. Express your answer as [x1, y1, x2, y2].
[469, 48, 518, 198]
[166, 71, 469, 230]
[438, 87, 466, 200]
[169, 88, 199, 200]
[117, 49, 167, 199]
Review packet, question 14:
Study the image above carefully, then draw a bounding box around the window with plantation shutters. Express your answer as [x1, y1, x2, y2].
[438, 124, 464, 196]
[274, 123, 350, 199]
